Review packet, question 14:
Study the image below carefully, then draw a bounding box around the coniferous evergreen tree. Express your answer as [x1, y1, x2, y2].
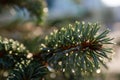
[0, 22, 113, 80]
[0, 1, 114, 80]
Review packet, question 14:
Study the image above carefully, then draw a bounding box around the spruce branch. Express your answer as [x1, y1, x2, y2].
[0, 36, 49, 80]
[38, 22, 113, 76]
[7, 61, 48, 80]
[0, 36, 29, 69]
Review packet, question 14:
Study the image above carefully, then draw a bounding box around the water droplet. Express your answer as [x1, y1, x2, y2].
[47, 66, 55, 72]
[72, 69, 75, 73]
[48, 50, 50, 52]
[27, 53, 33, 59]
[58, 61, 62, 65]
[66, 53, 69, 56]
[63, 68, 65, 72]
[96, 69, 101, 74]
